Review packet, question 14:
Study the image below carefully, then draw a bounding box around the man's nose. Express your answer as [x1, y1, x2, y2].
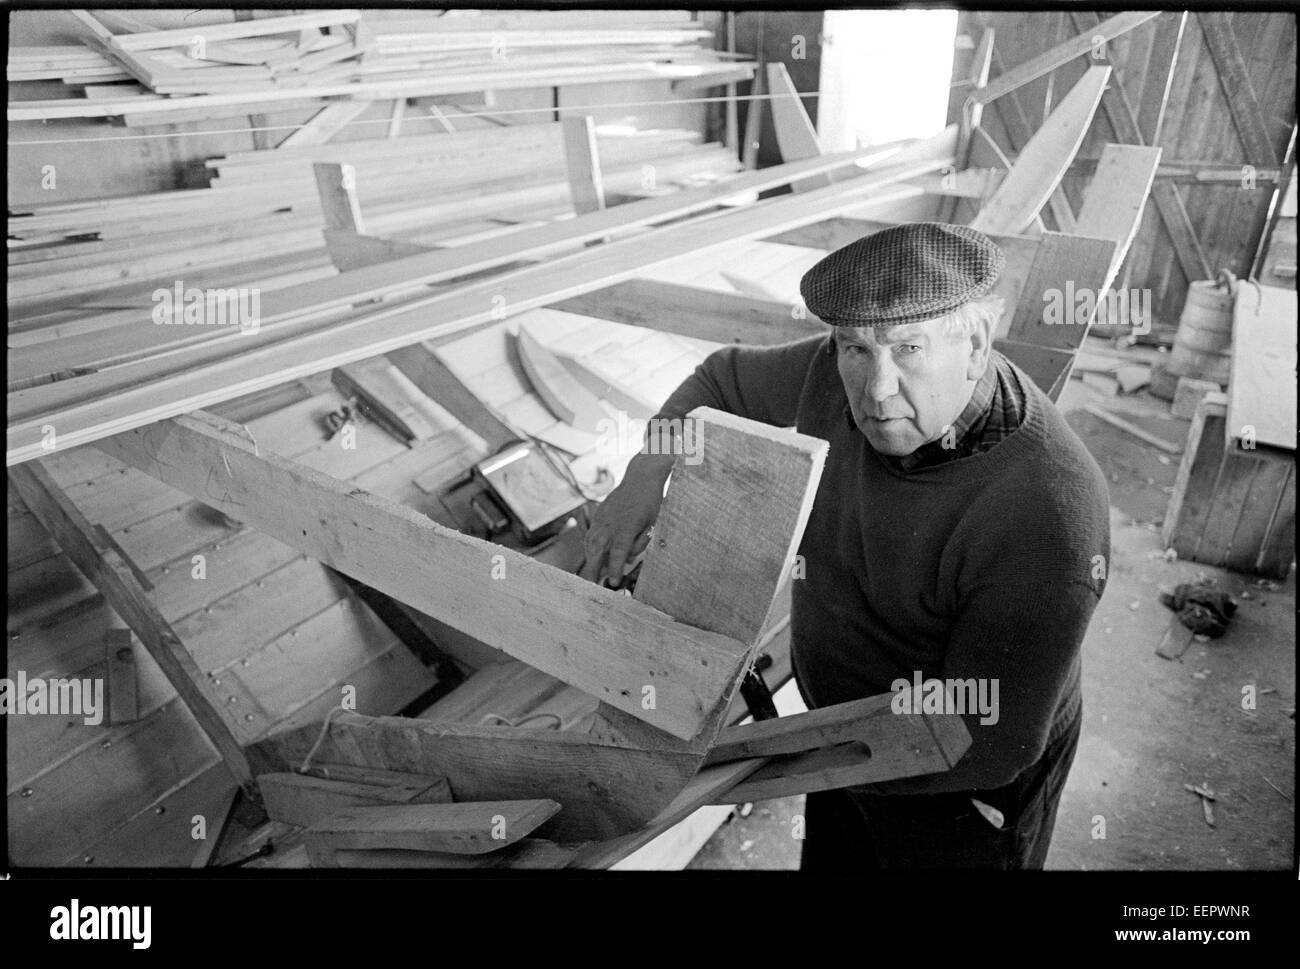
[862, 355, 900, 404]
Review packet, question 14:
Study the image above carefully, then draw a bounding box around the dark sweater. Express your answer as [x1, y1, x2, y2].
[657, 334, 1110, 794]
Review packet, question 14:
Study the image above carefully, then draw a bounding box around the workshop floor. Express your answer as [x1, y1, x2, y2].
[688, 352, 1296, 871]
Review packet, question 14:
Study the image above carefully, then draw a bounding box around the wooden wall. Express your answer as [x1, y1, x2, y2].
[949, 10, 1297, 336]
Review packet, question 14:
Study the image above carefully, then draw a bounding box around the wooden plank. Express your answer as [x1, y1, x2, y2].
[1073, 144, 1162, 284]
[1003, 232, 1117, 351]
[971, 65, 1110, 235]
[259, 772, 451, 828]
[7, 461, 262, 793]
[561, 115, 606, 215]
[636, 406, 827, 647]
[7, 157, 940, 466]
[322, 230, 435, 273]
[5, 140, 922, 401]
[516, 324, 608, 433]
[111, 10, 362, 51]
[332, 357, 438, 444]
[972, 12, 1159, 105]
[279, 99, 373, 148]
[387, 343, 522, 453]
[256, 713, 702, 842]
[552, 279, 825, 346]
[304, 799, 560, 861]
[1163, 392, 1229, 558]
[1227, 284, 1297, 451]
[1198, 12, 1282, 166]
[94, 410, 752, 740]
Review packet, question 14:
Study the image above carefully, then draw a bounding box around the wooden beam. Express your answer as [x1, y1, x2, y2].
[971, 65, 1110, 235]
[95, 409, 752, 740]
[7, 460, 261, 797]
[740, 64, 764, 170]
[972, 11, 1159, 105]
[561, 115, 606, 215]
[717, 701, 969, 803]
[1198, 12, 1282, 166]
[312, 161, 366, 233]
[9, 153, 941, 465]
[766, 62, 833, 193]
[386, 343, 523, 453]
[1136, 12, 1188, 146]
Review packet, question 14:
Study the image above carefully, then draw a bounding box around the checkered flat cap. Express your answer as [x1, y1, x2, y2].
[800, 222, 1004, 327]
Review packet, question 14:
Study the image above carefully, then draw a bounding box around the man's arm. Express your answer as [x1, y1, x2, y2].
[862, 578, 1100, 795]
[580, 334, 827, 584]
[655, 334, 827, 427]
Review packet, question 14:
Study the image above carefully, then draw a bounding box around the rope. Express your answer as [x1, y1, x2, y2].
[296, 703, 348, 774]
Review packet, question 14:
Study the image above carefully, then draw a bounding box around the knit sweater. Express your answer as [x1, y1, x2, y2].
[656, 334, 1110, 794]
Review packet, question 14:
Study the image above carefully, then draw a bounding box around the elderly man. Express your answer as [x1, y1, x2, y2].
[580, 223, 1109, 870]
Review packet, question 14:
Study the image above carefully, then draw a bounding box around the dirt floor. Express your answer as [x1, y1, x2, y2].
[688, 342, 1296, 871]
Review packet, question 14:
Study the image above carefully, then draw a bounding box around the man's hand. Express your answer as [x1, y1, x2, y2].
[579, 453, 673, 587]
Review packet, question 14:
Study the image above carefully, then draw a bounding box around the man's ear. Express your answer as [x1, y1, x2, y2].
[964, 311, 995, 382]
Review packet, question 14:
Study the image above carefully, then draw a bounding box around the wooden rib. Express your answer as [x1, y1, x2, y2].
[971, 65, 1110, 235]
[971, 11, 1159, 105]
[515, 324, 608, 432]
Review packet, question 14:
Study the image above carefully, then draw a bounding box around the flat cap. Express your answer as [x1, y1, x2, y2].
[800, 222, 1004, 327]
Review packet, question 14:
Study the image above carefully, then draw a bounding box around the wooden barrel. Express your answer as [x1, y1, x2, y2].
[1166, 272, 1236, 386]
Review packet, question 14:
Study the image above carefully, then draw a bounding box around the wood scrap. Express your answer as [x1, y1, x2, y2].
[1082, 403, 1183, 454]
[516, 324, 609, 433]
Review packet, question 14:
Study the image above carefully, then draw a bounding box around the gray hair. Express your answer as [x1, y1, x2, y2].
[940, 294, 1005, 342]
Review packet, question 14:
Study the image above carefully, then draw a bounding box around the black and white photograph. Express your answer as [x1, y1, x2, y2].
[4, 1, 1296, 945]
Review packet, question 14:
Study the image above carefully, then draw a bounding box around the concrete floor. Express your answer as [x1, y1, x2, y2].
[688, 354, 1296, 871]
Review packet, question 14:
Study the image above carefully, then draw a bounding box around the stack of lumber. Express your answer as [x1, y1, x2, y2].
[7, 122, 740, 318]
[5, 142, 949, 465]
[8, 10, 747, 121]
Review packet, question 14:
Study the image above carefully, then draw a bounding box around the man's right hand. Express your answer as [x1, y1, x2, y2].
[579, 453, 674, 587]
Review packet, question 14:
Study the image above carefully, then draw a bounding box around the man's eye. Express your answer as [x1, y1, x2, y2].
[896, 344, 922, 355]
[843, 343, 867, 355]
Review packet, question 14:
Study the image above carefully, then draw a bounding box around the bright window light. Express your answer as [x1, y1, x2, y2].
[818, 9, 960, 152]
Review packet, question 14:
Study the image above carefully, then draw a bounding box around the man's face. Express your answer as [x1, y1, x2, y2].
[834, 313, 991, 456]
